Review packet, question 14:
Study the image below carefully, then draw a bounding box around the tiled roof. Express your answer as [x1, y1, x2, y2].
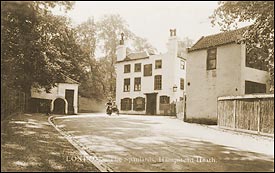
[117, 51, 150, 63]
[188, 26, 250, 52]
[126, 51, 149, 60]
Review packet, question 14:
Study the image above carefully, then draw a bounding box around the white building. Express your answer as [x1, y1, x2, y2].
[115, 29, 186, 115]
[31, 75, 79, 114]
[186, 26, 271, 122]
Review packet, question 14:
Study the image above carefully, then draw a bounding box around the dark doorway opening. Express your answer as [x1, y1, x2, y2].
[145, 93, 157, 115]
[65, 89, 74, 114]
[30, 98, 51, 113]
[245, 81, 266, 94]
[53, 98, 65, 114]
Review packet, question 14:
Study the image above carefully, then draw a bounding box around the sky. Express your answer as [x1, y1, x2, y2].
[53, 1, 250, 53]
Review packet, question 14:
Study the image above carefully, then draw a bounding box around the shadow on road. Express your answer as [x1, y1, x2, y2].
[1, 113, 99, 172]
[54, 114, 274, 172]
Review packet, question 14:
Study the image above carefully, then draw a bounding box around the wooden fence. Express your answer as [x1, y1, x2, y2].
[217, 94, 274, 134]
[1, 87, 27, 120]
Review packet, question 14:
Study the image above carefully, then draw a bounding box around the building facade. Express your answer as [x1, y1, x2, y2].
[31, 76, 79, 115]
[115, 30, 186, 115]
[186, 27, 271, 121]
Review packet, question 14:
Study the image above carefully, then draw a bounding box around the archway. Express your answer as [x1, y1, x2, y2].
[53, 98, 66, 114]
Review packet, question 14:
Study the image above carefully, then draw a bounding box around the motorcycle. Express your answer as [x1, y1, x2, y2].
[106, 105, 112, 116]
[106, 105, 119, 116]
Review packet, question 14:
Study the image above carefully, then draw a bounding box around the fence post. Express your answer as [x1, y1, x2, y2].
[257, 99, 261, 133]
[233, 99, 236, 129]
[217, 98, 219, 127]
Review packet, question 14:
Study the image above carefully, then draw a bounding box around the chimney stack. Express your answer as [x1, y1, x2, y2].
[167, 29, 178, 56]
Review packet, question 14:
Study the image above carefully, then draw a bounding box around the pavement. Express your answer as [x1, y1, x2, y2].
[1, 113, 99, 172]
[52, 113, 274, 172]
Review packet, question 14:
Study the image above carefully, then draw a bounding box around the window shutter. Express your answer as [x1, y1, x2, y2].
[120, 99, 123, 110]
[133, 98, 136, 111]
[142, 98, 145, 110]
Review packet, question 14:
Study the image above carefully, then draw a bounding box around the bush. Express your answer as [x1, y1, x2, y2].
[185, 118, 217, 125]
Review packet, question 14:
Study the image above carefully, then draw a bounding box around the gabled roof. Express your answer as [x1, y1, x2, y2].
[188, 26, 250, 52]
[60, 73, 79, 84]
[64, 76, 79, 84]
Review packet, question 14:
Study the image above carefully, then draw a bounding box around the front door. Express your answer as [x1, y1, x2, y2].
[146, 93, 157, 115]
[65, 89, 74, 114]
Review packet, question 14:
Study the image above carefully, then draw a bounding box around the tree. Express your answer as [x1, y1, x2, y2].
[210, 1, 274, 92]
[177, 37, 193, 58]
[96, 14, 134, 98]
[75, 18, 105, 100]
[1, 1, 83, 94]
[75, 14, 158, 101]
[131, 36, 157, 54]
[76, 17, 97, 60]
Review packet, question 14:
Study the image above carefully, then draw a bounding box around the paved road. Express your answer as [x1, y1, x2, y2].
[54, 113, 274, 172]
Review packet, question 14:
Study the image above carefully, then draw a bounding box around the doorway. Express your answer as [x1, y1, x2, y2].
[145, 93, 157, 115]
[65, 89, 74, 114]
[53, 98, 65, 114]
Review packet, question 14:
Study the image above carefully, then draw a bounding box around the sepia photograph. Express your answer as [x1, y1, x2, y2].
[1, 1, 274, 172]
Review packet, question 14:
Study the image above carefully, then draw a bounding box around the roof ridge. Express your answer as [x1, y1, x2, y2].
[61, 73, 79, 84]
[203, 25, 250, 38]
[188, 25, 251, 52]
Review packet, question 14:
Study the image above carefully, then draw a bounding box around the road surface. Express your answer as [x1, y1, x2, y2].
[53, 113, 274, 172]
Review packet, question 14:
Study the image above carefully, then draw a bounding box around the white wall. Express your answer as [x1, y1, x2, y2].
[186, 43, 271, 120]
[115, 37, 186, 115]
[186, 43, 243, 120]
[31, 86, 58, 100]
[31, 83, 79, 114]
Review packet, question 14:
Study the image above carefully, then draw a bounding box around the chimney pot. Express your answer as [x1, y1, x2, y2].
[170, 29, 173, 37]
[120, 32, 125, 45]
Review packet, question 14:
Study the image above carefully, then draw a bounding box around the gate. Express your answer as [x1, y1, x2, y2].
[176, 96, 186, 121]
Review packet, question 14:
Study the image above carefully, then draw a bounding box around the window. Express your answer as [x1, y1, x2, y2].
[245, 81, 266, 94]
[144, 64, 152, 76]
[124, 78, 130, 92]
[134, 78, 141, 91]
[160, 96, 170, 104]
[180, 78, 184, 90]
[124, 64, 131, 73]
[154, 75, 162, 90]
[155, 60, 162, 69]
[134, 63, 141, 72]
[207, 48, 217, 70]
[133, 97, 145, 111]
[121, 98, 132, 110]
[180, 60, 185, 70]
[159, 96, 170, 110]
